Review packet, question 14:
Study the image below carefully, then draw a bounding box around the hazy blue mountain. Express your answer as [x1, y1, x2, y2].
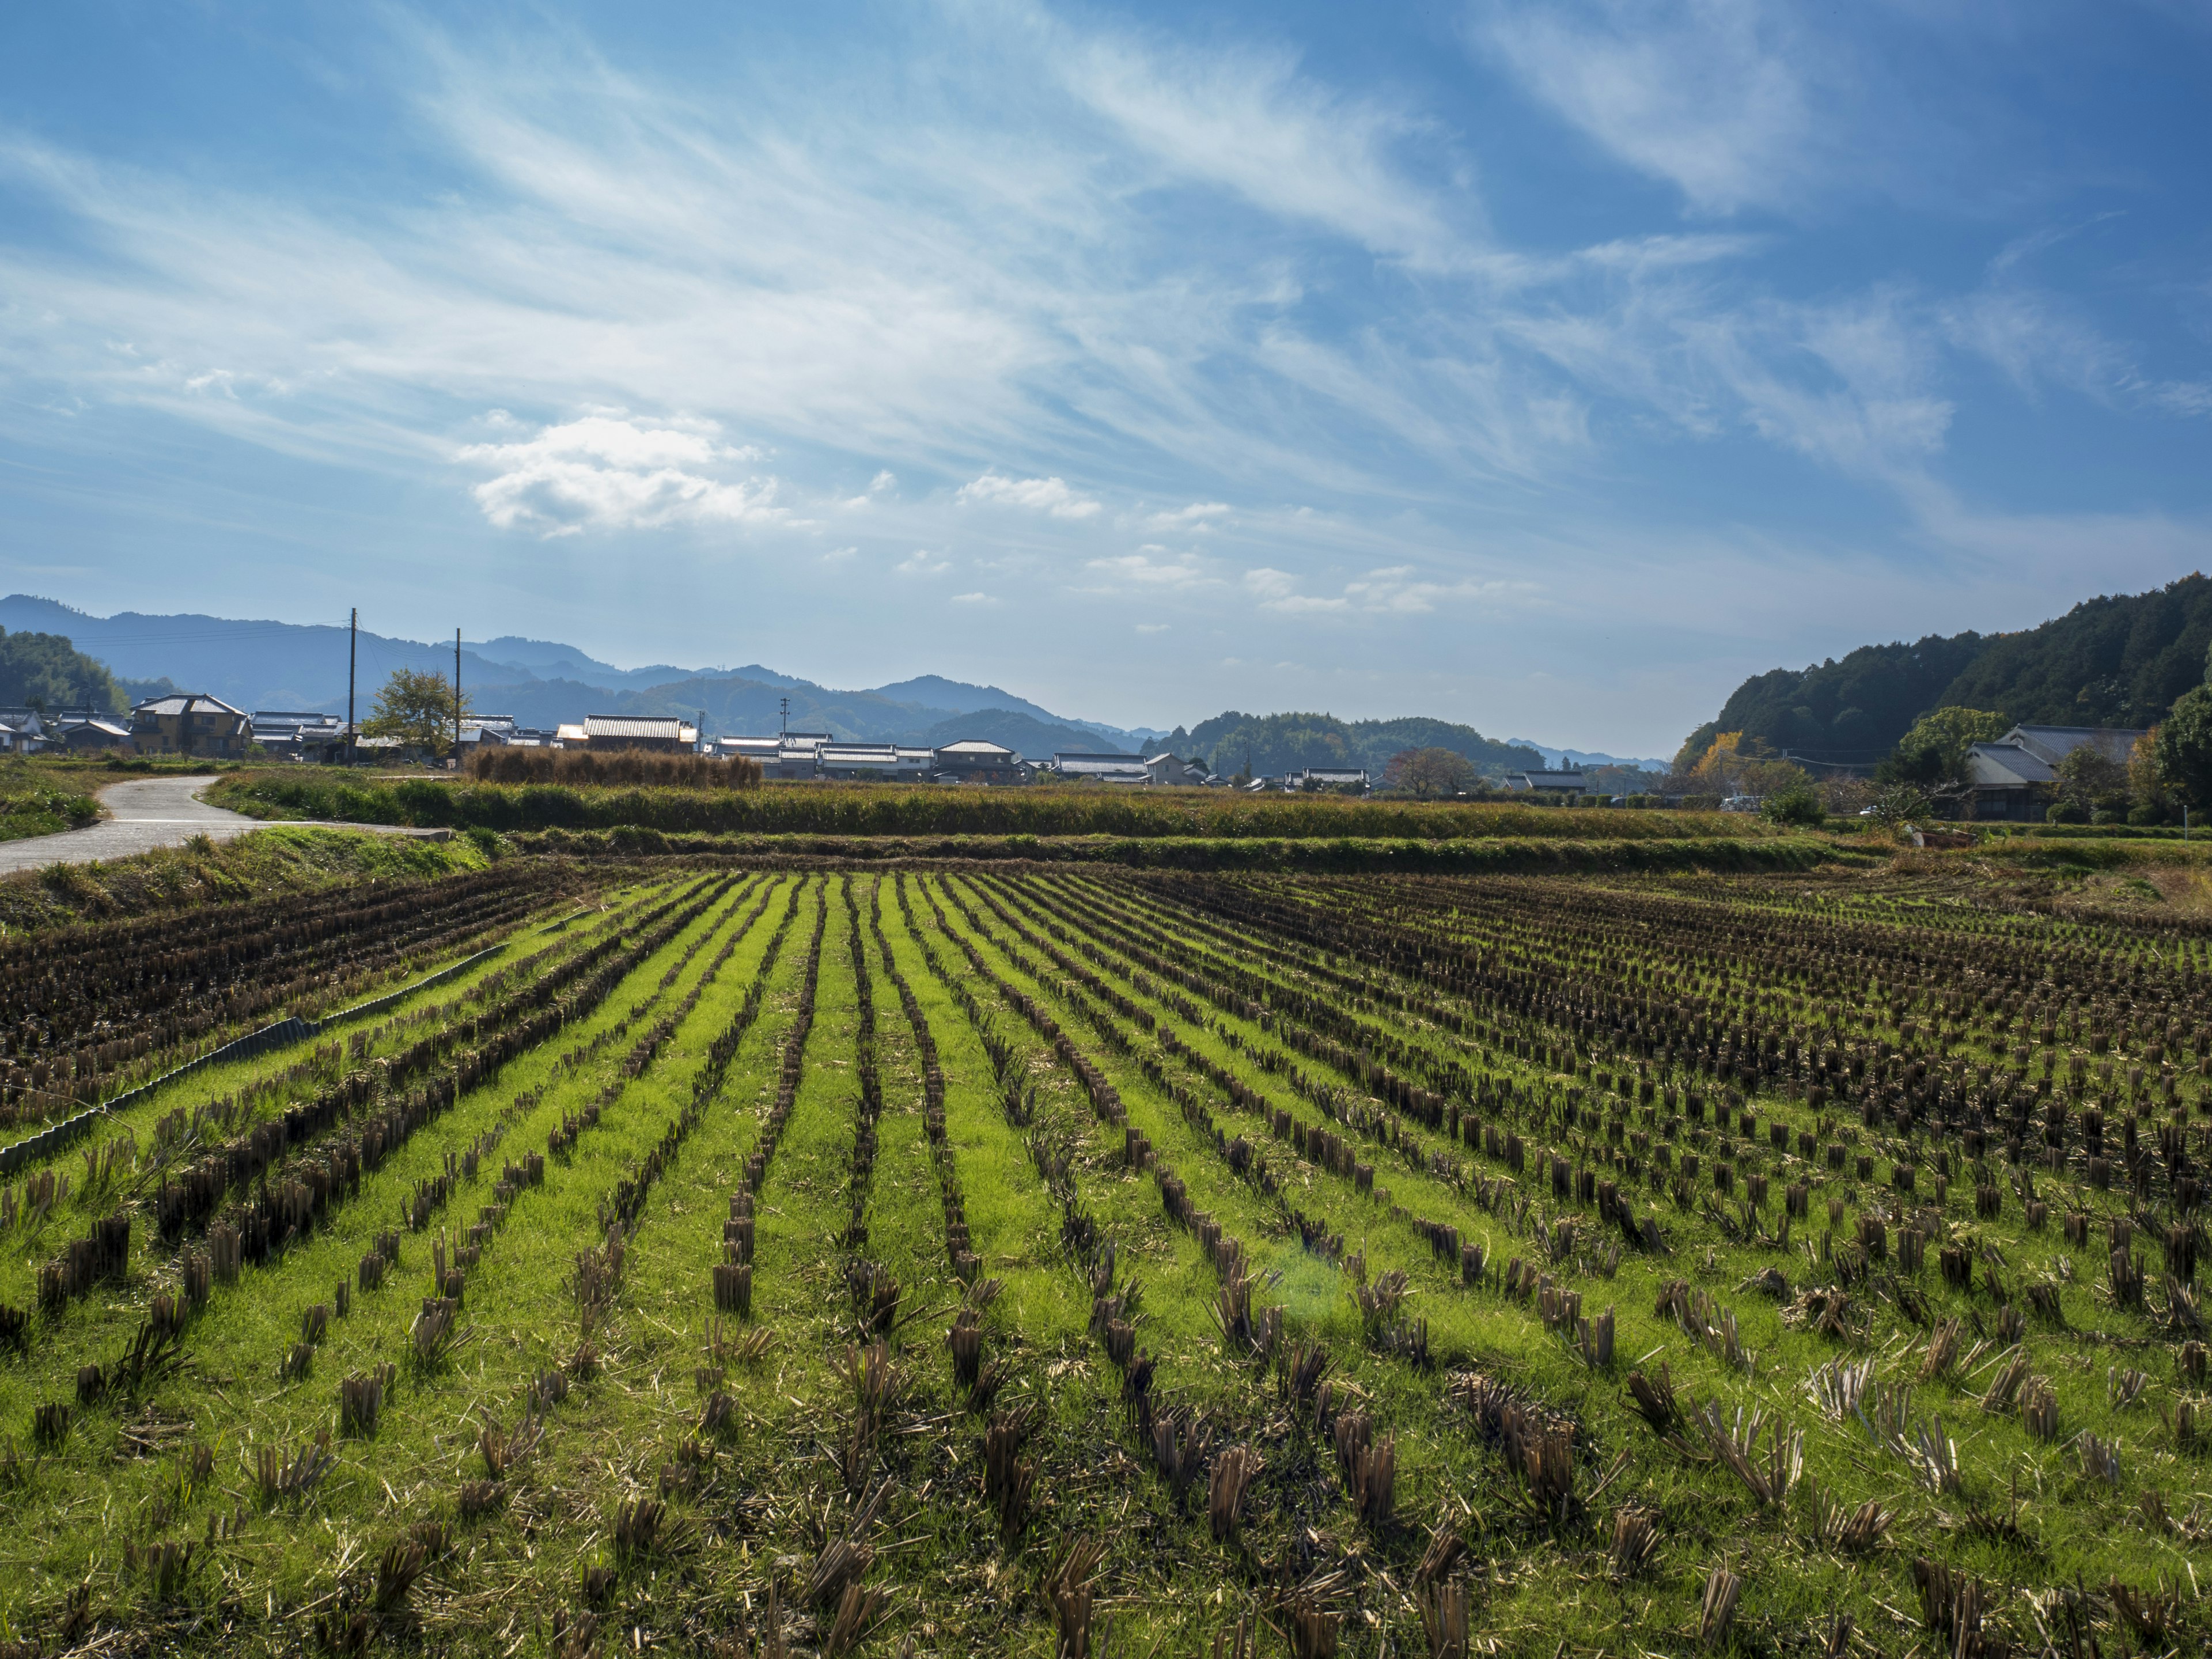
[475, 635, 706, 691]
[907, 708, 1108, 759]
[869, 675, 1162, 749]
[871, 674, 1065, 723]
[1508, 741, 1669, 772]
[0, 595, 535, 714]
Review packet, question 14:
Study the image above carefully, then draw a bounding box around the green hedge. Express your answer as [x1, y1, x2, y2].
[211, 772, 1803, 844]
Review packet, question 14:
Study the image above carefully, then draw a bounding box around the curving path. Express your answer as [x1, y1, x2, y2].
[0, 775, 440, 874]
[0, 775, 253, 874]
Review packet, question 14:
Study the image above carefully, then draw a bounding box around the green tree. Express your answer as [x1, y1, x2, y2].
[362, 666, 471, 758]
[1382, 747, 1477, 798]
[1878, 706, 2008, 785]
[2054, 743, 2128, 817]
[2154, 685, 2212, 809]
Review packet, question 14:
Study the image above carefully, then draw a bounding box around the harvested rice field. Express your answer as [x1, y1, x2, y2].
[3, 861, 2210, 1656]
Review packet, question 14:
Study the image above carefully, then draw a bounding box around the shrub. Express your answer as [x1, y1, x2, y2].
[1760, 785, 1824, 828]
[2127, 802, 2166, 827]
[2046, 800, 2088, 824]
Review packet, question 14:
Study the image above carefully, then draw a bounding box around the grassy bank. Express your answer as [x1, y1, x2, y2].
[0, 757, 101, 842]
[211, 770, 1796, 841]
[494, 823, 1853, 873]
[0, 824, 495, 933]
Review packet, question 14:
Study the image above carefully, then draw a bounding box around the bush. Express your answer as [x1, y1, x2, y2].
[1760, 785, 1824, 827]
[2090, 808, 2121, 825]
[2127, 802, 2166, 827]
[2046, 800, 2088, 824]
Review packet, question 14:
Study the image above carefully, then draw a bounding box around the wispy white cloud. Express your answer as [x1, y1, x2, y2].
[1061, 25, 1467, 263]
[950, 590, 998, 605]
[957, 471, 1102, 518]
[1476, 0, 1811, 216]
[897, 550, 951, 575]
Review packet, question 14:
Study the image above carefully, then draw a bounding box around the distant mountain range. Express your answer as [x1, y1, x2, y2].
[0, 595, 1164, 758]
[1676, 574, 2212, 770]
[1, 593, 1626, 770]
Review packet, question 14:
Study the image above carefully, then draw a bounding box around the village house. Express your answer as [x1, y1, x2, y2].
[1966, 724, 2147, 821]
[130, 692, 251, 758]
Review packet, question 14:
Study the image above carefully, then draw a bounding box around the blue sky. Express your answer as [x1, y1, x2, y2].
[2, 1, 2208, 753]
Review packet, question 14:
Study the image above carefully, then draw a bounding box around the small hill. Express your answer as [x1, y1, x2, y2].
[1677, 574, 2212, 768]
[0, 624, 123, 713]
[1185, 710, 1540, 779]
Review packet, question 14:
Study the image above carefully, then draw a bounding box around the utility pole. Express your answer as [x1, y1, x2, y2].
[779, 695, 789, 736]
[346, 607, 357, 767]
[454, 628, 463, 764]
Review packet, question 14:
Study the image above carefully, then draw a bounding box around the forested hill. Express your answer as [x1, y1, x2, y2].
[1676, 574, 2212, 769]
[1185, 710, 1542, 778]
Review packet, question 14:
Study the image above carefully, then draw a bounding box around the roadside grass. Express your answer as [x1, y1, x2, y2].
[0, 756, 100, 843]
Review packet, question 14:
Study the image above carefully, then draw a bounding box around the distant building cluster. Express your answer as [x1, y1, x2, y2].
[0, 694, 1593, 797]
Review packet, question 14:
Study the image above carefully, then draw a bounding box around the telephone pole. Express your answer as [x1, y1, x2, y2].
[779, 695, 789, 736]
[454, 628, 463, 764]
[346, 607, 357, 767]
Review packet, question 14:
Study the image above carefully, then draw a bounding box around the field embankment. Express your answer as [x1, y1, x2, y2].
[498, 823, 1852, 873]
[211, 771, 1803, 841]
[0, 823, 497, 933]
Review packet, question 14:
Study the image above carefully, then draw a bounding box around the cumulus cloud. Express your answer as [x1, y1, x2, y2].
[1086, 548, 1211, 588]
[897, 549, 951, 575]
[1243, 566, 1342, 611]
[956, 472, 1102, 518]
[457, 412, 780, 536]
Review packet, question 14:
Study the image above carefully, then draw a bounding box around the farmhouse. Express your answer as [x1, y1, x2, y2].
[818, 742, 935, 782]
[1966, 724, 2146, 821]
[130, 692, 251, 758]
[251, 711, 348, 762]
[1050, 751, 1150, 784]
[580, 714, 699, 753]
[1502, 767, 1588, 795]
[934, 738, 1027, 783]
[1286, 767, 1369, 792]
